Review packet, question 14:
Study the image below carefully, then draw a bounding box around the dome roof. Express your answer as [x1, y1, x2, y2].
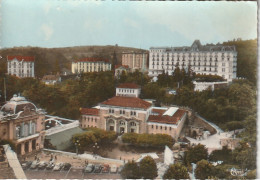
[1, 94, 37, 114]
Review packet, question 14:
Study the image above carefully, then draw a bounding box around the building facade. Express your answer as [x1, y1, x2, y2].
[122, 52, 148, 72]
[80, 83, 187, 139]
[0, 95, 45, 155]
[42, 74, 61, 85]
[114, 65, 130, 77]
[71, 58, 111, 74]
[193, 81, 228, 91]
[7, 56, 35, 78]
[148, 40, 237, 82]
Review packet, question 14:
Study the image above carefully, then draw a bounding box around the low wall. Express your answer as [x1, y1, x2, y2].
[194, 114, 217, 134]
[43, 149, 124, 166]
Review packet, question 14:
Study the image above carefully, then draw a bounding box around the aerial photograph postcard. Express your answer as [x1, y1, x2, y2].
[0, 0, 258, 179]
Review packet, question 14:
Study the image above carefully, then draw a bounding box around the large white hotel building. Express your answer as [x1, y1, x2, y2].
[7, 56, 35, 78]
[148, 40, 237, 82]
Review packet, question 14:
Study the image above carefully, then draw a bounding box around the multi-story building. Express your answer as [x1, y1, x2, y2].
[71, 57, 111, 74]
[148, 40, 237, 82]
[122, 52, 148, 72]
[7, 56, 35, 78]
[80, 83, 187, 139]
[0, 95, 45, 155]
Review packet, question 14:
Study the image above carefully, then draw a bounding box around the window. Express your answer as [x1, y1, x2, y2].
[165, 127, 167, 130]
[130, 111, 136, 116]
[130, 122, 136, 126]
[152, 125, 154, 129]
[169, 127, 172, 131]
[222, 68, 225, 72]
[109, 109, 114, 113]
[156, 126, 158, 129]
[160, 126, 162, 130]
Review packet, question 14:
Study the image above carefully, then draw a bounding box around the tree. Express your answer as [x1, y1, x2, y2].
[184, 144, 208, 165]
[120, 160, 140, 179]
[195, 159, 213, 180]
[139, 156, 158, 179]
[209, 146, 232, 163]
[225, 121, 243, 132]
[163, 163, 189, 179]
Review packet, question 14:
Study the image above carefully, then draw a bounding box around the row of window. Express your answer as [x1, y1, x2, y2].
[151, 52, 235, 57]
[151, 124, 172, 131]
[108, 109, 137, 116]
[151, 57, 233, 62]
[118, 89, 136, 93]
[16, 122, 37, 139]
[83, 116, 97, 122]
[108, 119, 137, 126]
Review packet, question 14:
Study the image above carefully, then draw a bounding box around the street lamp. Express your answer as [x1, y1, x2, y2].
[93, 142, 99, 155]
[75, 140, 80, 155]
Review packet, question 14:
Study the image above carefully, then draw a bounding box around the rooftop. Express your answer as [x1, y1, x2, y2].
[74, 57, 110, 63]
[7, 56, 35, 62]
[117, 83, 140, 89]
[150, 40, 236, 52]
[101, 96, 151, 110]
[80, 108, 99, 116]
[42, 74, 60, 81]
[115, 65, 129, 69]
[148, 108, 187, 125]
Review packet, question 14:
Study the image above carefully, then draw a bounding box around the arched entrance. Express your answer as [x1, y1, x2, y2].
[118, 120, 127, 134]
[107, 119, 115, 131]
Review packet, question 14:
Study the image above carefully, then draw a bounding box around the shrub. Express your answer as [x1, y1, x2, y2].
[122, 133, 174, 147]
[139, 156, 158, 179]
[120, 160, 140, 179]
[163, 163, 189, 179]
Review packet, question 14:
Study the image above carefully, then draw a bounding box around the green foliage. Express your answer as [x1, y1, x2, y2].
[139, 156, 158, 179]
[209, 146, 232, 164]
[72, 128, 117, 151]
[212, 164, 239, 179]
[195, 74, 225, 82]
[122, 133, 174, 147]
[184, 144, 208, 165]
[246, 169, 256, 179]
[120, 160, 141, 179]
[223, 39, 257, 84]
[231, 142, 256, 170]
[225, 121, 243, 131]
[163, 163, 189, 179]
[195, 159, 214, 180]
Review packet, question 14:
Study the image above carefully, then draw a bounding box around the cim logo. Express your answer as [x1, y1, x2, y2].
[230, 168, 248, 177]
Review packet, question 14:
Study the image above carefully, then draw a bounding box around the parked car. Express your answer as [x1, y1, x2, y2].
[102, 164, 110, 173]
[63, 163, 71, 171]
[38, 161, 48, 170]
[53, 163, 64, 171]
[93, 164, 102, 173]
[22, 161, 32, 170]
[30, 160, 39, 169]
[110, 165, 118, 173]
[84, 163, 94, 173]
[46, 162, 55, 170]
[118, 165, 123, 173]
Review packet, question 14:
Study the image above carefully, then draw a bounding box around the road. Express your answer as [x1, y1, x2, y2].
[24, 167, 121, 179]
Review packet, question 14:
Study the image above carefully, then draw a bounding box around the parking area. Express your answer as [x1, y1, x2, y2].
[24, 166, 121, 179]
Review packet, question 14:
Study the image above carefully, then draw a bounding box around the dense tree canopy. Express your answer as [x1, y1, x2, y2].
[184, 144, 208, 165]
[163, 163, 189, 179]
[120, 161, 141, 179]
[139, 156, 158, 179]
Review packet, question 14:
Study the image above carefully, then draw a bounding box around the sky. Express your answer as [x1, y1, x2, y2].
[0, 0, 258, 50]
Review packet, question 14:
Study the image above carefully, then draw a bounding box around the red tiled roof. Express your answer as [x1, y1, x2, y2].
[42, 74, 60, 81]
[101, 96, 151, 109]
[148, 109, 187, 125]
[7, 56, 35, 62]
[117, 83, 140, 89]
[74, 57, 110, 63]
[152, 109, 166, 115]
[115, 65, 129, 69]
[81, 108, 99, 116]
